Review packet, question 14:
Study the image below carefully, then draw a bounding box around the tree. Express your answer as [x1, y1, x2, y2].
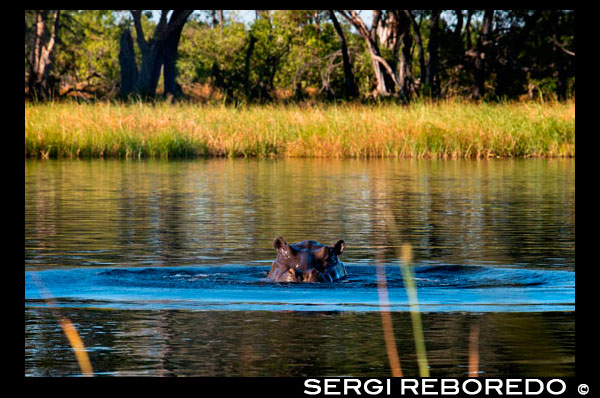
[404, 10, 427, 95]
[210, 10, 224, 32]
[25, 10, 60, 100]
[337, 10, 399, 98]
[118, 28, 138, 96]
[119, 10, 193, 99]
[25, 9, 576, 102]
[471, 10, 494, 99]
[329, 10, 358, 99]
[425, 10, 441, 97]
[371, 10, 417, 101]
[397, 11, 416, 100]
[246, 12, 296, 101]
[550, 10, 575, 100]
[162, 10, 192, 98]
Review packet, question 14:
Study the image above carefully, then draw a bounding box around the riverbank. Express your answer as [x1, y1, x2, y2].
[25, 100, 574, 159]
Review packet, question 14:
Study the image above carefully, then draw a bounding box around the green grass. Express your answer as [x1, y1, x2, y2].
[25, 100, 575, 159]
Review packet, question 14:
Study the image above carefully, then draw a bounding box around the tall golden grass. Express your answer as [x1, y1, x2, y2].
[25, 100, 574, 159]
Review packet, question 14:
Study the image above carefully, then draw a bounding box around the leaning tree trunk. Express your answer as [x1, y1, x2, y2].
[376, 11, 404, 95]
[329, 10, 359, 99]
[338, 10, 399, 98]
[27, 10, 60, 100]
[368, 10, 390, 96]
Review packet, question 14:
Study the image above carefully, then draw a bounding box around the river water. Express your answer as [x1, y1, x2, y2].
[25, 158, 574, 376]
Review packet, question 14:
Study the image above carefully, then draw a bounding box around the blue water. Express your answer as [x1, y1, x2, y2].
[25, 263, 574, 312]
[25, 159, 576, 377]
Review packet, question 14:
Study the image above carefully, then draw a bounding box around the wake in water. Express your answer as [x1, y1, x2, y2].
[25, 264, 574, 312]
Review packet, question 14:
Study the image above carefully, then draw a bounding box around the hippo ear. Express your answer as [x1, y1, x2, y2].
[274, 236, 288, 251]
[334, 240, 345, 255]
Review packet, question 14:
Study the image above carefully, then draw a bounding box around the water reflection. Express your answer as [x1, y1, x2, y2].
[25, 159, 575, 377]
[25, 158, 574, 270]
[25, 308, 574, 377]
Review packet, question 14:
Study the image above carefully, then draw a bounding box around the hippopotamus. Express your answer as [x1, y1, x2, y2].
[267, 236, 347, 282]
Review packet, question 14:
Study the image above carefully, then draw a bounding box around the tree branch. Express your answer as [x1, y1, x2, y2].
[372, 53, 400, 88]
[47, 10, 60, 52]
[370, 10, 382, 43]
[151, 10, 169, 41]
[155, 10, 193, 41]
[553, 35, 575, 56]
[337, 10, 370, 40]
[131, 10, 149, 54]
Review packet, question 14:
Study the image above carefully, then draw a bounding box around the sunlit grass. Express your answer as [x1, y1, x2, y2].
[25, 100, 574, 159]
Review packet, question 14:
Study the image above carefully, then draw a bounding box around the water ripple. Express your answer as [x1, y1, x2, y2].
[25, 264, 574, 312]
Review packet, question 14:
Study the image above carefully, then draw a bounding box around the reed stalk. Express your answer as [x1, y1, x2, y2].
[29, 273, 94, 376]
[398, 244, 430, 377]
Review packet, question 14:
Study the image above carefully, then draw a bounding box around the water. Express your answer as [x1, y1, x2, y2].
[25, 158, 575, 376]
[25, 265, 573, 312]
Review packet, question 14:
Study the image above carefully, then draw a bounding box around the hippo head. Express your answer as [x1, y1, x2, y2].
[267, 236, 347, 282]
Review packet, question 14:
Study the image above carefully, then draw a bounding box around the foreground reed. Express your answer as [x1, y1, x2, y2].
[25, 100, 574, 159]
[30, 272, 94, 376]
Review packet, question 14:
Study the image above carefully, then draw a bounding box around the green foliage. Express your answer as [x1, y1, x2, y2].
[178, 20, 248, 88]
[54, 11, 123, 94]
[25, 10, 575, 102]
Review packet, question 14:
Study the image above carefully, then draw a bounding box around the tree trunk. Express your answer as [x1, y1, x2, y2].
[118, 28, 138, 97]
[338, 10, 399, 97]
[405, 10, 426, 94]
[135, 45, 163, 98]
[162, 10, 192, 99]
[473, 10, 494, 100]
[27, 10, 60, 100]
[454, 10, 463, 40]
[128, 10, 192, 99]
[217, 10, 224, 32]
[465, 10, 473, 52]
[368, 10, 390, 96]
[329, 10, 358, 99]
[551, 10, 568, 100]
[426, 10, 441, 97]
[130, 10, 161, 98]
[451, 10, 464, 66]
[376, 11, 403, 93]
[397, 11, 415, 100]
[244, 34, 257, 97]
[211, 10, 218, 28]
